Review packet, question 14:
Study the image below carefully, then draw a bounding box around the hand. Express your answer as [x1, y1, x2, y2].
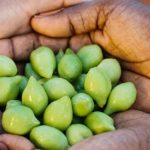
[70, 110, 150, 150]
[0, 0, 72, 61]
[0, 0, 72, 149]
[31, 0, 150, 149]
[0, 0, 150, 149]
[31, 0, 150, 112]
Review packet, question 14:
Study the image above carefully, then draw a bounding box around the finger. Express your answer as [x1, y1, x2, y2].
[0, 142, 8, 150]
[0, 134, 35, 150]
[122, 70, 150, 113]
[39, 35, 68, 53]
[0, 0, 86, 39]
[32, 1, 104, 37]
[70, 127, 150, 150]
[69, 34, 92, 51]
[0, 33, 68, 61]
[114, 110, 150, 128]
[140, 0, 150, 5]
[32, 0, 90, 14]
[70, 110, 150, 150]
[0, 33, 93, 61]
[121, 59, 150, 78]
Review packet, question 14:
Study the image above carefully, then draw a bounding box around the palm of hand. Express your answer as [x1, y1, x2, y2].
[0, 0, 150, 150]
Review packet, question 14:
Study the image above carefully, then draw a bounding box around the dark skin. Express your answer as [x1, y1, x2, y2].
[0, 0, 150, 149]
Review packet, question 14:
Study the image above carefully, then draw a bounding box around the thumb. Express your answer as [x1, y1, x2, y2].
[0, 0, 86, 39]
[0, 142, 8, 150]
[31, 0, 88, 14]
[0, 134, 35, 150]
[31, 1, 105, 37]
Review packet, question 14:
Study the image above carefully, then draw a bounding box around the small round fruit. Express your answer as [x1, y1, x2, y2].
[0, 55, 17, 77]
[2, 105, 40, 135]
[58, 51, 82, 81]
[72, 93, 94, 117]
[85, 111, 115, 134]
[66, 124, 93, 145]
[98, 58, 121, 85]
[30, 125, 69, 150]
[44, 77, 76, 100]
[104, 82, 137, 115]
[77, 44, 103, 73]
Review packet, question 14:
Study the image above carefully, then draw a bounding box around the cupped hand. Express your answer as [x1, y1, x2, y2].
[0, 0, 150, 149]
[0, 0, 74, 61]
[30, 0, 150, 149]
[31, 0, 150, 112]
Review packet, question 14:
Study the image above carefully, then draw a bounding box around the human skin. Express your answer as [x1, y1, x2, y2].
[0, 0, 150, 150]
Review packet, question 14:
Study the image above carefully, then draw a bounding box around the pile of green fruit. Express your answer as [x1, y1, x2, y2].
[0, 45, 137, 150]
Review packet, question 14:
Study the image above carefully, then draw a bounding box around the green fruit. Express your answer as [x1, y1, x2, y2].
[19, 76, 28, 94]
[0, 76, 22, 106]
[72, 93, 94, 117]
[25, 63, 41, 80]
[58, 49, 82, 81]
[77, 44, 103, 73]
[22, 77, 48, 116]
[6, 100, 22, 109]
[56, 49, 64, 65]
[30, 46, 56, 78]
[84, 67, 112, 108]
[0, 55, 17, 76]
[74, 74, 86, 92]
[43, 96, 73, 131]
[30, 125, 68, 150]
[2, 105, 40, 135]
[85, 112, 115, 134]
[104, 82, 137, 115]
[97, 58, 121, 85]
[66, 124, 93, 145]
[44, 77, 76, 100]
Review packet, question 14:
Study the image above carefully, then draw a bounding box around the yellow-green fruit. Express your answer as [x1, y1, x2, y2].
[30, 46, 56, 78]
[6, 100, 22, 109]
[0, 76, 22, 106]
[25, 63, 41, 80]
[2, 105, 40, 135]
[30, 125, 69, 150]
[22, 77, 48, 116]
[43, 96, 73, 131]
[0, 55, 17, 76]
[58, 50, 82, 81]
[104, 82, 137, 115]
[98, 58, 121, 85]
[72, 93, 94, 117]
[84, 67, 111, 108]
[66, 124, 93, 145]
[85, 112, 115, 134]
[77, 44, 103, 73]
[44, 77, 76, 100]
